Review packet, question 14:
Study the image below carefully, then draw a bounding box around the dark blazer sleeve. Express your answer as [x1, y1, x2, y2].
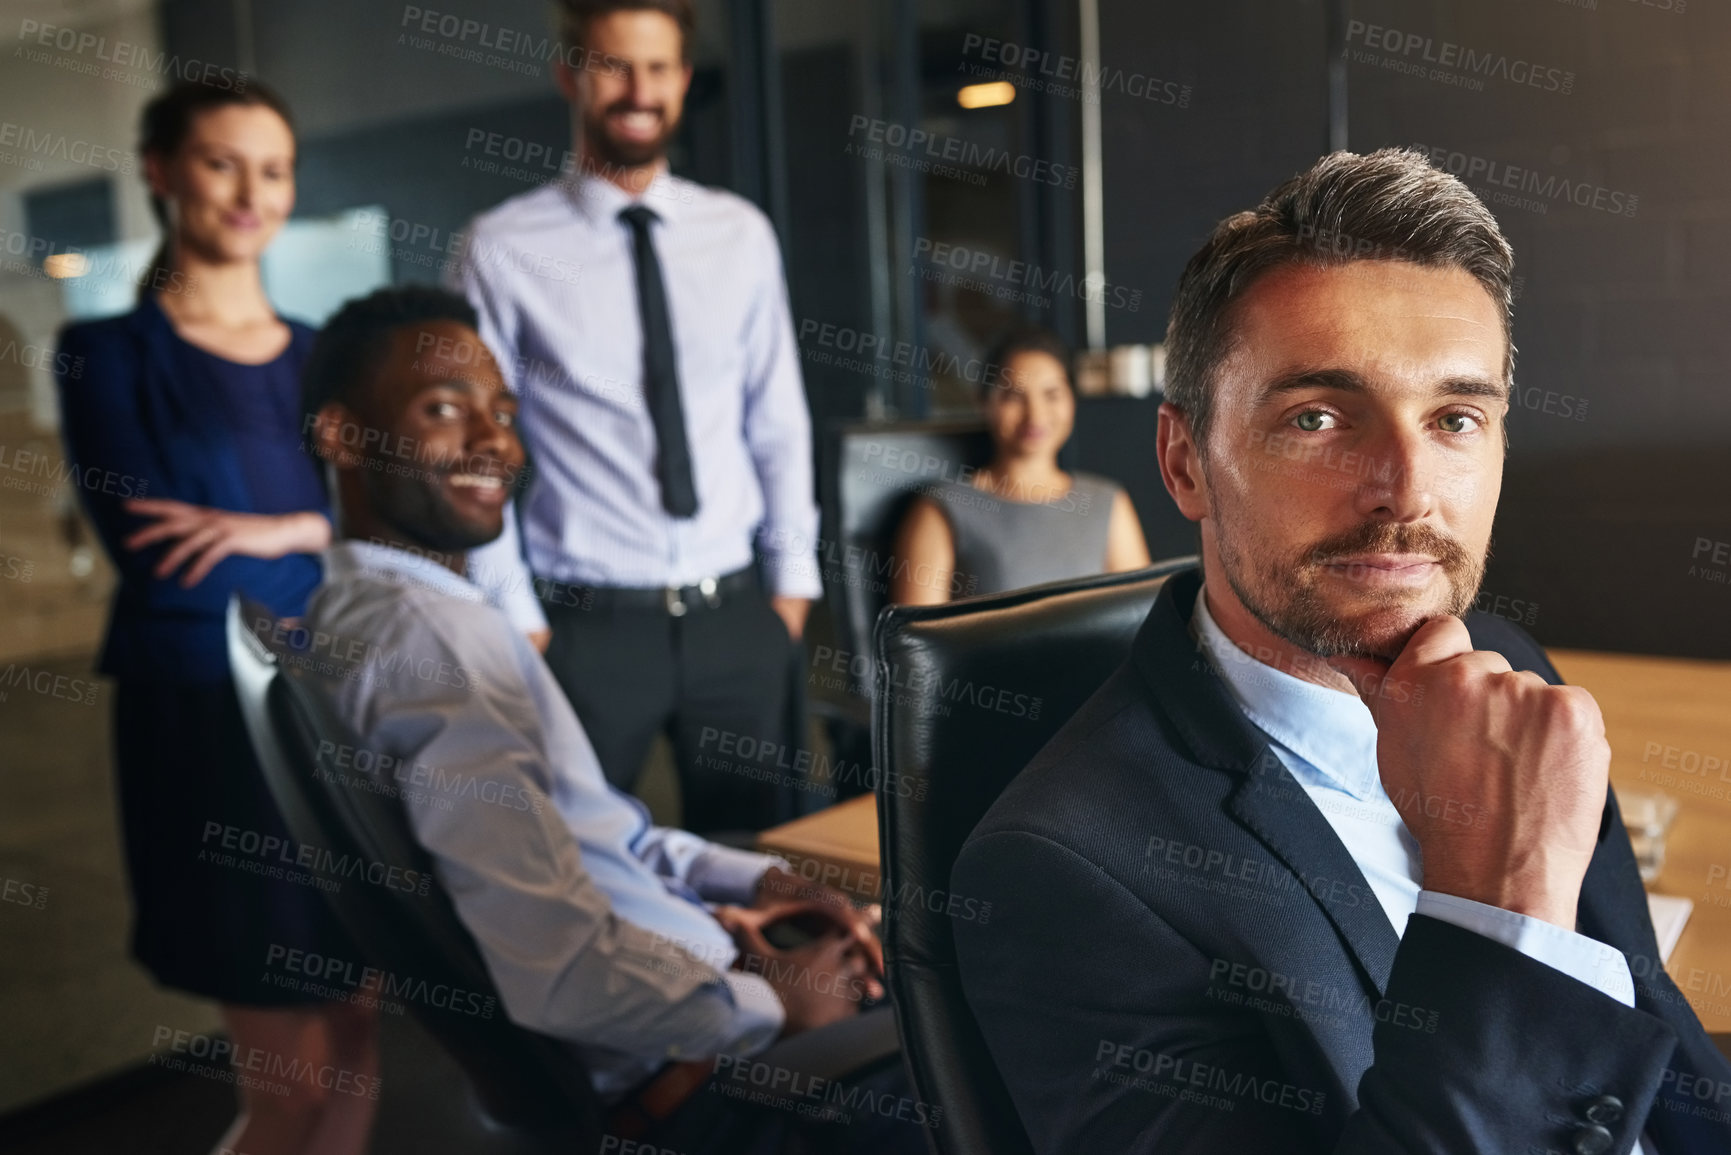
[954, 830, 1682, 1155]
[54, 320, 232, 617]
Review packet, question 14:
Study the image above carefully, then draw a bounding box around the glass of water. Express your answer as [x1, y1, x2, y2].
[1619, 788, 1680, 884]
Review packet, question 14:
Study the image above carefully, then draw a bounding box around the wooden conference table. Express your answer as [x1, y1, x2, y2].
[758, 647, 1731, 1033]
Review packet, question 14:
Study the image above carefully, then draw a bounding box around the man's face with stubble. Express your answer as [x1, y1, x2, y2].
[1163, 259, 1510, 661]
[317, 321, 528, 555]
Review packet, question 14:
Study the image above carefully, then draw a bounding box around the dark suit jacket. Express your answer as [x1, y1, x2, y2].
[55, 299, 323, 682]
[953, 567, 1731, 1154]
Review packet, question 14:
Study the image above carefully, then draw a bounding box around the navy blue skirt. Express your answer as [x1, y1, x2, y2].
[112, 676, 359, 1006]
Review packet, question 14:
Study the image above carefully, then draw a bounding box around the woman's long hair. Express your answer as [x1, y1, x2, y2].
[136, 78, 296, 302]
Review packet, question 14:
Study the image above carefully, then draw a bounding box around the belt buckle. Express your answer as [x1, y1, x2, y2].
[664, 586, 688, 617]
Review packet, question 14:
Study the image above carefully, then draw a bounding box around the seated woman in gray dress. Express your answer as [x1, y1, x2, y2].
[890, 326, 1151, 604]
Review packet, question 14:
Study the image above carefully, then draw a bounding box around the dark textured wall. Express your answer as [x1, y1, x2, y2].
[1096, 0, 1730, 659]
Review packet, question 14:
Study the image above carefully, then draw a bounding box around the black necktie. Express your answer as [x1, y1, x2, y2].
[619, 204, 699, 518]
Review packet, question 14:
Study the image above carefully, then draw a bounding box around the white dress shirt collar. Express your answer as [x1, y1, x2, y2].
[561, 165, 691, 226]
[324, 539, 491, 606]
[1192, 585, 1382, 801]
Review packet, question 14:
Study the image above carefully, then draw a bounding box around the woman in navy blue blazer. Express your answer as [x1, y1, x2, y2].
[55, 81, 378, 1155]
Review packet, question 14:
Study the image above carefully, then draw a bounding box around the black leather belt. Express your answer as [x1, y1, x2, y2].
[535, 564, 758, 616]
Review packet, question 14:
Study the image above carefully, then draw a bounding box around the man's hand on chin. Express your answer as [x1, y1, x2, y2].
[1330, 616, 1610, 931]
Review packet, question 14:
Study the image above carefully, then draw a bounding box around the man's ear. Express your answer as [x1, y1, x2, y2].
[1156, 402, 1209, 523]
[310, 402, 360, 470]
[554, 54, 581, 105]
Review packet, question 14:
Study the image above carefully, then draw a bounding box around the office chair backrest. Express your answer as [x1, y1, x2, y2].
[225, 596, 602, 1144]
[821, 420, 993, 662]
[872, 559, 1198, 1155]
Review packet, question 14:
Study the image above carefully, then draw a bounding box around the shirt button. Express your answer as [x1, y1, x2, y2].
[1572, 1123, 1615, 1155]
[1583, 1094, 1623, 1125]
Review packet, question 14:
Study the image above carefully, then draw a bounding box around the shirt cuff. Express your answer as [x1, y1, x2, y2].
[1416, 890, 1636, 1006]
[759, 548, 823, 600]
[717, 971, 786, 1056]
[688, 844, 786, 905]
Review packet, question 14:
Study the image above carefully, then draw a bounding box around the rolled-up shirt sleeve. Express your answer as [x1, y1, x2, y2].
[631, 819, 785, 905]
[348, 604, 782, 1063]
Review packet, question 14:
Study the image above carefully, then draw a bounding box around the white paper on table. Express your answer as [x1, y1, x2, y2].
[1646, 893, 1693, 963]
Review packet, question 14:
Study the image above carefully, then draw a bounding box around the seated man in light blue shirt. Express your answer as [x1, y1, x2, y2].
[297, 285, 928, 1153]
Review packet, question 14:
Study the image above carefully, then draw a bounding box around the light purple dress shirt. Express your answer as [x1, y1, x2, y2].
[447, 168, 821, 633]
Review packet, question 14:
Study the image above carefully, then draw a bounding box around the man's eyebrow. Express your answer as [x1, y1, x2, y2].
[1255, 368, 1366, 405]
[1254, 368, 1509, 405]
[417, 376, 519, 403]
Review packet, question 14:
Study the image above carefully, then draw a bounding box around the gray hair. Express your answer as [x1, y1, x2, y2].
[1163, 148, 1516, 449]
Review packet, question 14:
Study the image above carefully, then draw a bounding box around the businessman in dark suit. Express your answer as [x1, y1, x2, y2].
[952, 148, 1731, 1154]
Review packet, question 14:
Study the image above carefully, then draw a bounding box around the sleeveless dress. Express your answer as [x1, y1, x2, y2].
[922, 470, 1122, 597]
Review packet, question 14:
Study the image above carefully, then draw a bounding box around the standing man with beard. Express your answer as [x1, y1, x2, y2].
[951, 149, 1731, 1153]
[448, 0, 818, 834]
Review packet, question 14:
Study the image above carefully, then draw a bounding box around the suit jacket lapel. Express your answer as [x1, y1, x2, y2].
[1134, 568, 1400, 997]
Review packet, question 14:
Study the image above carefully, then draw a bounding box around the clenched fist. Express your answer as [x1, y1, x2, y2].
[1329, 617, 1611, 930]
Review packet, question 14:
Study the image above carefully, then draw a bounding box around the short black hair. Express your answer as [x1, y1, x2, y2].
[301, 285, 480, 433]
[983, 324, 1073, 399]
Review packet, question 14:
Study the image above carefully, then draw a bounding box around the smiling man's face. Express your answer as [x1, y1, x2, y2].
[1160, 259, 1510, 662]
[323, 320, 526, 555]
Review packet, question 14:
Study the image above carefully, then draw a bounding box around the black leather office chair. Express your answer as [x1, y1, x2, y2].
[872, 559, 1199, 1155]
[225, 596, 604, 1151]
